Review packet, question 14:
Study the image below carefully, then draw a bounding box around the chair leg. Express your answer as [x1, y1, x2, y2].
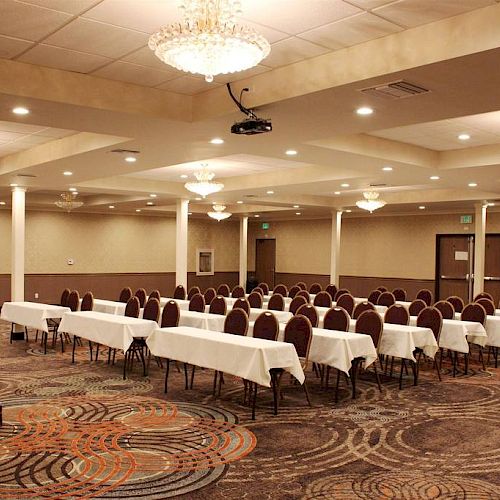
[164, 359, 170, 393]
[24, 327, 29, 343]
[334, 369, 341, 403]
[399, 359, 405, 390]
[302, 379, 312, 407]
[212, 371, 218, 396]
[478, 347, 486, 370]
[89, 341, 93, 361]
[433, 353, 442, 382]
[251, 382, 258, 420]
[72, 335, 78, 363]
[271, 371, 279, 415]
[190, 365, 196, 389]
[373, 363, 382, 392]
[184, 363, 189, 389]
[217, 372, 224, 397]
[464, 353, 469, 375]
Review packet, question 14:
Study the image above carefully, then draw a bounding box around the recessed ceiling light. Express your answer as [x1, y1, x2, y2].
[10, 183, 18, 187]
[419, 206, 426, 210]
[334, 191, 341, 195]
[12, 106, 29, 115]
[382, 166, 393, 171]
[430, 176, 440, 180]
[210, 138, 224, 144]
[68, 187, 77, 192]
[0, 202, 5, 206]
[109, 205, 115, 209]
[293, 205, 300, 208]
[188, 212, 193, 215]
[135, 209, 141, 212]
[458, 133, 471, 141]
[340, 183, 350, 188]
[468, 182, 477, 187]
[146, 201, 154, 206]
[254, 214, 260, 218]
[125, 156, 137, 163]
[345, 209, 352, 213]
[267, 190, 274, 194]
[285, 149, 297, 156]
[195, 197, 202, 201]
[63, 171, 72, 176]
[180, 174, 188, 179]
[356, 106, 373, 116]
[295, 212, 301, 215]
[237, 200, 243, 204]
[149, 194, 157, 198]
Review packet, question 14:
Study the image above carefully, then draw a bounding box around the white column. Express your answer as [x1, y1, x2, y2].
[175, 199, 189, 288]
[239, 216, 248, 287]
[11, 187, 26, 301]
[330, 210, 342, 286]
[473, 203, 487, 297]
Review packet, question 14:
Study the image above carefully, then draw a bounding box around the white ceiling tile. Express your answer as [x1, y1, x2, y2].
[238, 20, 290, 43]
[92, 60, 178, 87]
[347, 0, 397, 9]
[34, 128, 75, 138]
[0, 131, 26, 141]
[0, 35, 34, 58]
[157, 76, 220, 95]
[0, 121, 46, 134]
[213, 65, 271, 84]
[18, 44, 112, 73]
[19, 0, 102, 15]
[0, 0, 72, 41]
[262, 37, 330, 68]
[122, 46, 184, 73]
[43, 18, 149, 59]
[299, 12, 403, 49]
[15, 135, 53, 146]
[373, 0, 495, 28]
[239, 0, 362, 34]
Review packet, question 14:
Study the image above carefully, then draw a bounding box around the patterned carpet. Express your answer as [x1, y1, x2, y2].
[0, 320, 499, 499]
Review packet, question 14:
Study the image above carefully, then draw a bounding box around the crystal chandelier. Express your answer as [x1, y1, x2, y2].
[185, 166, 224, 197]
[148, 0, 271, 83]
[356, 191, 386, 213]
[54, 192, 83, 212]
[208, 204, 232, 221]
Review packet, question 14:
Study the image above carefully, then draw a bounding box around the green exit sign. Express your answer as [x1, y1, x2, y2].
[262, 222, 270, 230]
[460, 215, 473, 224]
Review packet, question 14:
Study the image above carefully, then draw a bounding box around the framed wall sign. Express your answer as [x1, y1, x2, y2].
[196, 248, 214, 276]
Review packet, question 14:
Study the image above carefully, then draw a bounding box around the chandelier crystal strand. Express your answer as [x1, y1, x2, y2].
[54, 192, 83, 212]
[149, 0, 270, 82]
[356, 191, 386, 213]
[184, 167, 224, 197]
[208, 203, 232, 220]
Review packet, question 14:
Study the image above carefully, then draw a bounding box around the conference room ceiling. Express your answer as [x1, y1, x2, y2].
[0, 1, 500, 219]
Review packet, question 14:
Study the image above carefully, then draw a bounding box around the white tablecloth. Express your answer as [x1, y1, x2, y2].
[178, 310, 226, 332]
[90, 299, 127, 315]
[159, 297, 190, 310]
[249, 294, 293, 307]
[58, 311, 157, 352]
[147, 326, 304, 387]
[485, 316, 500, 348]
[1, 302, 70, 332]
[248, 308, 292, 323]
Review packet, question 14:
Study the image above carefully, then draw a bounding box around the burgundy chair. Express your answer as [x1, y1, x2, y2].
[474, 292, 494, 302]
[446, 295, 464, 313]
[67, 290, 80, 312]
[416, 289, 433, 306]
[252, 286, 264, 296]
[377, 291, 396, 307]
[353, 301, 375, 320]
[377, 286, 388, 292]
[296, 281, 307, 290]
[217, 284, 230, 297]
[476, 298, 495, 316]
[135, 288, 147, 308]
[336, 293, 355, 316]
[119, 287, 132, 303]
[209, 296, 227, 315]
[392, 288, 407, 301]
[409, 299, 427, 317]
[187, 286, 201, 300]
[253, 312, 279, 341]
[417, 307, 443, 381]
[204, 287, 216, 305]
[309, 283, 322, 294]
[273, 284, 288, 296]
[149, 289, 161, 301]
[143, 298, 160, 323]
[296, 290, 310, 302]
[258, 283, 270, 295]
[367, 289, 381, 305]
[384, 304, 409, 325]
[355, 310, 383, 392]
[60, 288, 70, 307]
[434, 300, 455, 320]
[247, 292, 263, 309]
[325, 284, 337, 300]
[289, 295, 307, 315]
[80, 291, 93, 311]
[224, 308, 249, 336]
[125, 296, 140, 318]
[296, 304, 319, 327]
[323, 307, 350, 331]
[189, 293, 206, 313]
[231, 285, 245, 298]
[313, 291, 332, 308]
[268, 293, 285, 311]
[334, 289, 350, 301]
[233, 298, 251, 315]
[460, 302, 487, 374]
[161, 300, 180, 327]
[288, 285, 301, 298]
[173, 285, 186, 300]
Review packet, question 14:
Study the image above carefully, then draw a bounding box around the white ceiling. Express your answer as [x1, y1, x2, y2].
[0, 0, 495, 94]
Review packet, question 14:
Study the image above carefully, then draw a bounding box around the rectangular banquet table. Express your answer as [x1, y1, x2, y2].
[178, 310, 226, 331]
[158, 297, 190, 310]
[248, 294, 293, 308]
[452, 312, 500, 349]
[88, 298, 127, 315]
[248, 308, 292, 323]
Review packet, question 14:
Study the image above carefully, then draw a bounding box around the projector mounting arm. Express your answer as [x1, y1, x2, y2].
[227, 83, 258, 119]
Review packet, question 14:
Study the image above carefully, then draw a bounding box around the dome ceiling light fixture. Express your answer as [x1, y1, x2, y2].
[184, 164, 224, 197]
[55, 192, 83, 212]
[149, 0, 271, 83]
[356, 191, 386, 213]
[207, 203, 232, 221]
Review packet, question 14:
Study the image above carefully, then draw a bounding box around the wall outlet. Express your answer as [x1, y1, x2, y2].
[34, 292, 39, 299]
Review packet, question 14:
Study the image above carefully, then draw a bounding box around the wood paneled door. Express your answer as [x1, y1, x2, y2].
[255, 239, 276, 289]
[484, 234, 500, 306]
[436, 235, 474, 302]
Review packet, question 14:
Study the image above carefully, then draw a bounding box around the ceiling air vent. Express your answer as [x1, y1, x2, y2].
[110, 149, 140, 154]
[18, 174, 37, 178]
[370, 183, 387, 187]
[360, 80, 430, 100]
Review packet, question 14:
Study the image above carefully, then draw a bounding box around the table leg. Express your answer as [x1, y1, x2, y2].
[43, 331, 47, 355]
[251, 382, 258, 420]
[271, 372, 279, 415]
[164, 359, 170, 393]
[123, 350, 128, 380]
[72, 336, 77, 363]
[410, 360, 418, 386]
[350, 360, 358, 399]
[183, 363, 188, 389]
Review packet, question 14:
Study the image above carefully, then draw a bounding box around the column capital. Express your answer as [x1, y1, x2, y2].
[11, 185, 27, 193]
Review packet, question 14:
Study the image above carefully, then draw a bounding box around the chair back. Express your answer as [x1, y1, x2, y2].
[247, 292, 263, 309]
[434, 300, 455, 320]
[268, 293, 285, 311]
[313, 291, 332, 308]
[258, 282, 270, 295]
[417, 306, 443, 343]
[325, 284, 337, 300]
[125, 296, 140, 318]
[252, 286, 264, 296]
[173, 285, 186, 300]
[296, 281, 307, 290]
[461, 302, 487, 325]
[309, 283, 322, 294]
[377, 291, 396, 307]
[367, 289, 381, 304]
[296, 304, 319, 327]
[289, 295, 307, 315]
[187, 286, 201, 300]
[392, 288, 407, 301]
[334, 289, 350, 301]
[189, 293, 206, 312]
[355, 310, 383, 348]
[67, 290, 80, 312]
[409, 299, 427, 317]
[217, 284, 230, 297]
[161, 300, 180, 327]
[143, 298, 160, 322]
[149, 289, 161, 301]
[377, 286, 388, 292]
[446, 295, 464, 313]
[204, 287, 216, 305]
[80, 291, 93, 311]
[119, 287, 132, 303]
[296, 290, 310, 302]
[284, 315, 313, 360]
[323, 306, 350, 331]
[231, 285, 245, 298]
[273, 284, 288, 296]
[476, 298, 495, 316]
[336, 293, 355, 316]
[233, 298, 250, 315]
[135, 288, 147, 307]
[60, 288, 70, 307]
[253, 312, 279, 341]
[416, 288, 433, 306]
[288, 285, 301, 298]
[209, 295, 227, 315]
[224, 308, 248, 335]
[474, 292, 494, 302]
[384, 304, 409, 325]
[353, 301, 375, 320]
